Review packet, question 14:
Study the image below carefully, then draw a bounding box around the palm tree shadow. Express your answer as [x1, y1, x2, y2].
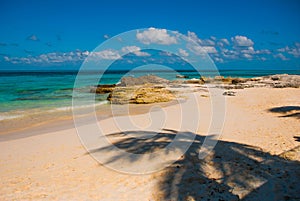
[90, 129, 300, 200]
[294, 136, 300, 142]
[269, 106, 300, 119]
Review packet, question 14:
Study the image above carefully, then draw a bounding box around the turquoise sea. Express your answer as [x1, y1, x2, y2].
[0, 69, 299, 121]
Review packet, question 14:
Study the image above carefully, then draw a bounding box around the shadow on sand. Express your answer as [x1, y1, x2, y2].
[90, 129, 300, 201]
[269, 106, 300, 119]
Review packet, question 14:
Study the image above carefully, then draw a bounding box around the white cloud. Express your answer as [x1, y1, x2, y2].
[4, 50, 96, 65]
[201, 39, 215, 46]
[133, 51, 150, 57]
[187, 31, 202, 44]
[89, 50, 121, 60]
[288, 48, 300, 57]
[121, 46, 150, 56]
[231, 35, 254, 47]
[274, 53, 289, 61]
[4, 29, 296, 65]
[136, 27, 177, 45]
[178, 48, 189, 57]
[121, 46, 140, 53]
[26, 34, 39, 41]
[3, 56, 9, 62]
[241, 46, 255, 54]
[103, 34, 110, 39]
[256, 49, 271, 55]
[277, 46, 288, 53]
[159, 51, 173, 56]
[277, 43, 300, 57]
[242, 53, 253, 59]
[188, 45, 218, 55]
[221, 49, 239, 59]
[220, 38, 229, 45]
[213, 57, 224, 63]
[202, 46, 218, 54]
[81, 50, 90, 56]
[210, 36, 217, 41]
[186, 31, 215, 46]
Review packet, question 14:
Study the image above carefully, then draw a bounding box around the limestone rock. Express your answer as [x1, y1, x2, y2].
[119, 75, 169, 86]
[107, 85, 175, 104]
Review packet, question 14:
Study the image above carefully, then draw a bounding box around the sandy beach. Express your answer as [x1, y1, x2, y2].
[0, 85, 299, 200]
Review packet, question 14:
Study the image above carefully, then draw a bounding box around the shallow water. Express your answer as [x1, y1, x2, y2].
[0, 69, 299, 121]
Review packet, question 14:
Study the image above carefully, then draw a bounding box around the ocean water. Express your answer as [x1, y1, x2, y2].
[0, 69, 299, 121]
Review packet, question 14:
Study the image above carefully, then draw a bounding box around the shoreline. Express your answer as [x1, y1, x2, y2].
[2, 73, 300, 137]
[0, 99, 179, 140]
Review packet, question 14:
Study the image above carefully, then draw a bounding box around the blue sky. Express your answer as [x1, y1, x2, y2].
[0, 0, 300, 70]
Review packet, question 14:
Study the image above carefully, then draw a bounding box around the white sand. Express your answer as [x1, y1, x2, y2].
[0, 87, 299, 200]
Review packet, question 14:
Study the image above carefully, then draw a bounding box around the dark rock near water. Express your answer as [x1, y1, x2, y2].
[271, 75, 280, 81]
[231, 78, 247, 84]
[91, 84, 116, 94]
[223, 91, 236, 96]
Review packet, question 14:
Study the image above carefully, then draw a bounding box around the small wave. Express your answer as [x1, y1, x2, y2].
[52, 100, 109, 112]
[0, 114, 24, 121]
[0, 101, 108, 121]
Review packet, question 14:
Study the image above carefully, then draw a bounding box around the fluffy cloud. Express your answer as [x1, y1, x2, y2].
[202, 46, 218, 54]
[218, 38, 230, 47]
[231, 35, 254, 47]
[186, 31, 215, 46]
[89, 49, 121, 60]
[201, 39, 215, 46]
[221, 49, 239, 60]
[121, 46, 150, 56]
[187, 31, 201, 44]
[136, 28, 178, 45]
[277, 43, 300, 58]
[175, 30, 278, 62]
[240, 46, 255, 54]
[189, 45, 218, 55]
[242, 53, 253, 59]
[178, 48, 189, 57]
[4, 51, 79, 64]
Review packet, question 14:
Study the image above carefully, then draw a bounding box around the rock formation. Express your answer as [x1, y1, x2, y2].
[119, 75, 169, 86]
[91, 74, 300, 104]
[90, 84, 116, 94]
[107, 85, 175, 104]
